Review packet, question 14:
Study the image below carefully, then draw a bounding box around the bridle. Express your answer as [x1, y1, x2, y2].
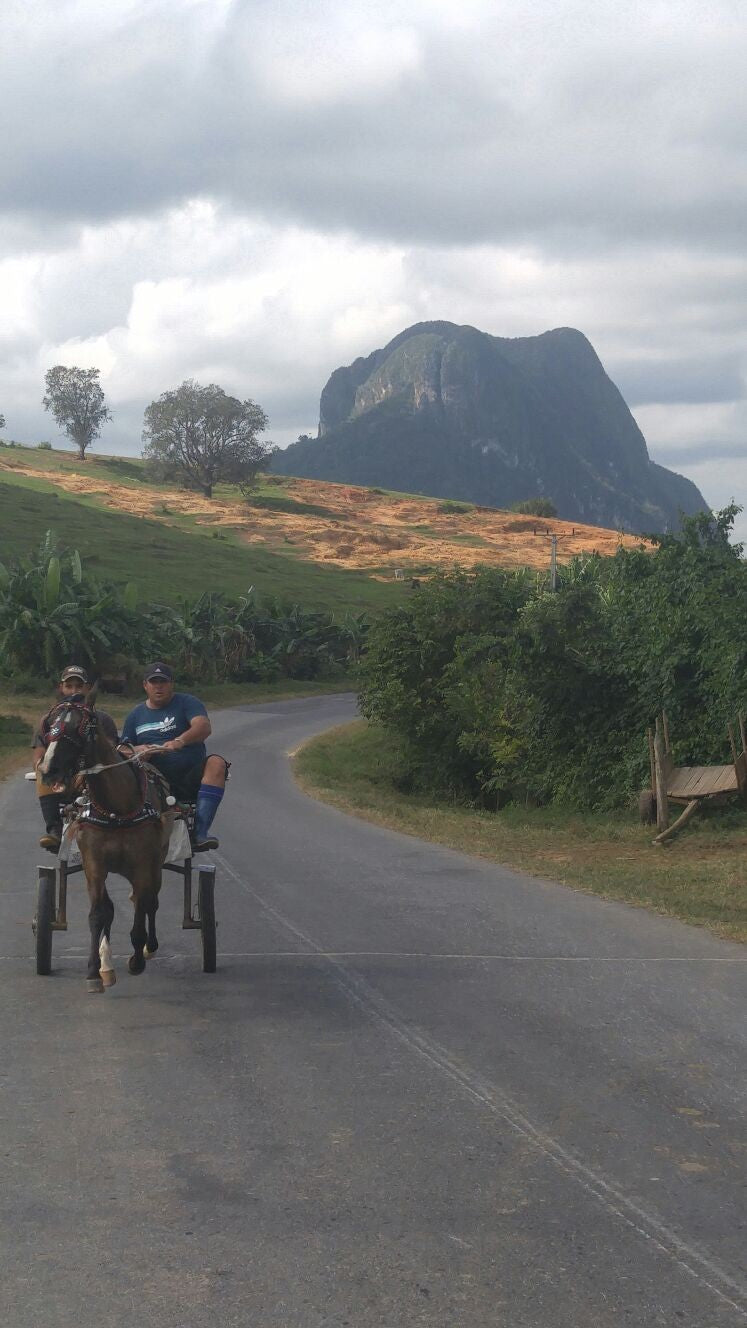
[41, 699, 99, 774]
[40, 700, 153, 824]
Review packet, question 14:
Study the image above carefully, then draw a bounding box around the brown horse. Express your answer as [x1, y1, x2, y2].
[38, 690, 174, 992]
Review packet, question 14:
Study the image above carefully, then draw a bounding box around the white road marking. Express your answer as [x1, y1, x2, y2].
[216, 850, 747, 1321]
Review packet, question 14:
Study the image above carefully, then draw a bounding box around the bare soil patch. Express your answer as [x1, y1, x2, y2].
[0, 456, 647, 576]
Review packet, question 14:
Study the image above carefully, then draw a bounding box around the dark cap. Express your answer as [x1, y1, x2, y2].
[60, 664, 90, 684]
[143, 661, 174, 682]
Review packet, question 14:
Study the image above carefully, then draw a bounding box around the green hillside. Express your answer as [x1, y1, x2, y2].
[0, 474, 400, 613]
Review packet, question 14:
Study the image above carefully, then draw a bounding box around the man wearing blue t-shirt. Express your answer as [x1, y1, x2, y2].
[121, 662, 228, 852]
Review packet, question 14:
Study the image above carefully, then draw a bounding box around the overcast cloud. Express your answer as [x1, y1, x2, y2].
[1, 0, 745, 535]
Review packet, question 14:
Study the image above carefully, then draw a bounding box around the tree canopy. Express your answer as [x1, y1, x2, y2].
[142, 380, 273, 497]
[42, 366, 111, 459]
[358, 507, 746, 810]
[510, 497, 557, 518]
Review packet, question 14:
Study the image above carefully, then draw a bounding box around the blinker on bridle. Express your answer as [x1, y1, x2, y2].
[45, 700, 98, 754]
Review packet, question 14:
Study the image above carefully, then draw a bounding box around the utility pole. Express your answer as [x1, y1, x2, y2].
[533, 529, 571, 590]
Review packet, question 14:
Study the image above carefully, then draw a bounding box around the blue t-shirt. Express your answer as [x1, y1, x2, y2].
[121, 693, 207, 783]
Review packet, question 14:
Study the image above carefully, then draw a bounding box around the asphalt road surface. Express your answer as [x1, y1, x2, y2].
[1, 694, 745, 1327]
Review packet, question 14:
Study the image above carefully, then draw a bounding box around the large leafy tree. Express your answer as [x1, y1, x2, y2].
[42, 366, 111, 459]
[142, 380, 273, 498]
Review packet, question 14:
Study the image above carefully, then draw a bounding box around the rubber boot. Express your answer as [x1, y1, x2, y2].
[39, 793, 63, 853]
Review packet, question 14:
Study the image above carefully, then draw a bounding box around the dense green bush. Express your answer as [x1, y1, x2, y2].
[437, 500, 474, 515]
[358, 508, 747, 809]
[510, 497, 557, 518]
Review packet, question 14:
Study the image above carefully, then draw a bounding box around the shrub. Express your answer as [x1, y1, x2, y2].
[510, 497, 557, 518]
[437, 500, 474, 515]
[358, 508, 747, 810]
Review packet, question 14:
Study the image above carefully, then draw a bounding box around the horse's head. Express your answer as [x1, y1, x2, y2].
[38, 694, 98, 785]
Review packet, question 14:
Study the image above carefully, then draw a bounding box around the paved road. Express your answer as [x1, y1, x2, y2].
[1, 694, 745, 1327]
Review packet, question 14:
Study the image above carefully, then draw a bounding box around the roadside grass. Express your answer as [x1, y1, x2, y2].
[0, 477, 401, 611]
[294, 720, 747, 943]
[0, 678, 355, 784]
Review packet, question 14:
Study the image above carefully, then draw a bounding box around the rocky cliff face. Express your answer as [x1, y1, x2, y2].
[276, 322, 707, 532]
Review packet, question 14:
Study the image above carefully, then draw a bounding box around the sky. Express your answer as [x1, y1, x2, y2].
[1, 0, 745, 535]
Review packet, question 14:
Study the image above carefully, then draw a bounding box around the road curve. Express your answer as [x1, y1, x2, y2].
[0, 694, 745, 1327]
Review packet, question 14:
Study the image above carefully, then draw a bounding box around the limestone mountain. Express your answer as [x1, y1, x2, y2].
[273, 321, 707, 532]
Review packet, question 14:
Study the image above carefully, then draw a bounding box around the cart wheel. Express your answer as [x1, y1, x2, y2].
[34, 867, 55, 975]
[639, 789, 657, 825]
[198, 866, 216, 973]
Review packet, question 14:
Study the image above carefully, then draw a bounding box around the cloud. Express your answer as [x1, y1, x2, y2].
[0, 0, 745, 538]
[2, 0, 745, 254]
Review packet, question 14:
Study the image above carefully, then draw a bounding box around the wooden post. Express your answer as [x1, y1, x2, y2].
[739, 711, 746, 756]
[647, 727, 656, 795]
[653, 798, 700, 846]
[550, 534, 558, 591]
[662, 709, 671, 756]
[654, 716, 669, 832]
[728, 722, 738, 766]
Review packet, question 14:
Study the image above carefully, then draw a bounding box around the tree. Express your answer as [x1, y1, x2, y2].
[142, 380, 272, 498]
[510, 497, 557, 518]
[42, 366, 111, 460]
[0, 413, 5, 431]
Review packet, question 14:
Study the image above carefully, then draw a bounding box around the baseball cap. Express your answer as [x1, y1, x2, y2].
[60, 665, 90, 684]
[143, 661, 174, 682]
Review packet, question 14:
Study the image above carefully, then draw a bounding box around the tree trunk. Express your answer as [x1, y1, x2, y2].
[202, 483, 212, 497]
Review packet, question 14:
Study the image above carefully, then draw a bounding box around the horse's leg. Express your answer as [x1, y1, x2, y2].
[86, 873, 114, 994]
[144, 883, 160, 959]
[129, 884, 148, 975]
[98, 887, 116, 987]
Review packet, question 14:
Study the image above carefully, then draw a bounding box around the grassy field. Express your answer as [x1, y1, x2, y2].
[295, 720, 747, 943]
[0, 444, 645, 606]
[0, 471, 402, 612]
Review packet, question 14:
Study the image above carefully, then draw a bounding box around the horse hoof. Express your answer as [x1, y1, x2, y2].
[101, 969, 117, 988]
[143, 943, 158, 959]
[87, 977, 105, 994]
[128, 956, 145, 975]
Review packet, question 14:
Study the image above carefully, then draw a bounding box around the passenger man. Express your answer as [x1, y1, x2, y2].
[33, 665, 119, 852]
[120, 663, 227, 852]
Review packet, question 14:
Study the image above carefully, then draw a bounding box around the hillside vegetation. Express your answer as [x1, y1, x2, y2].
[0, 445, 644, 612]
[358, 507, 747, 811]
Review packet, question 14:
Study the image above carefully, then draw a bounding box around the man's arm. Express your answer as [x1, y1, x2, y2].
[161, 715, 211, 752]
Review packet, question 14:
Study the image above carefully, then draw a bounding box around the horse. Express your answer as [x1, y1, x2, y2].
[38, 689, 175, 993]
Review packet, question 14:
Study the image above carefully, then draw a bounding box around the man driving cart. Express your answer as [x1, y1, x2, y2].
[120, 662, 228, 852]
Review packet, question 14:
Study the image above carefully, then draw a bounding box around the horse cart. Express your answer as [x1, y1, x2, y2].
[640, 711, 747, 844]
[31, 790, 218, 977]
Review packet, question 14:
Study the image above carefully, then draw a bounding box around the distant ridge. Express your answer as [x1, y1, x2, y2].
[273, 321, 708, 532]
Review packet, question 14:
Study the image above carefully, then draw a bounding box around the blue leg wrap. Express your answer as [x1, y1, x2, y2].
[195, 783, 224, 840]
